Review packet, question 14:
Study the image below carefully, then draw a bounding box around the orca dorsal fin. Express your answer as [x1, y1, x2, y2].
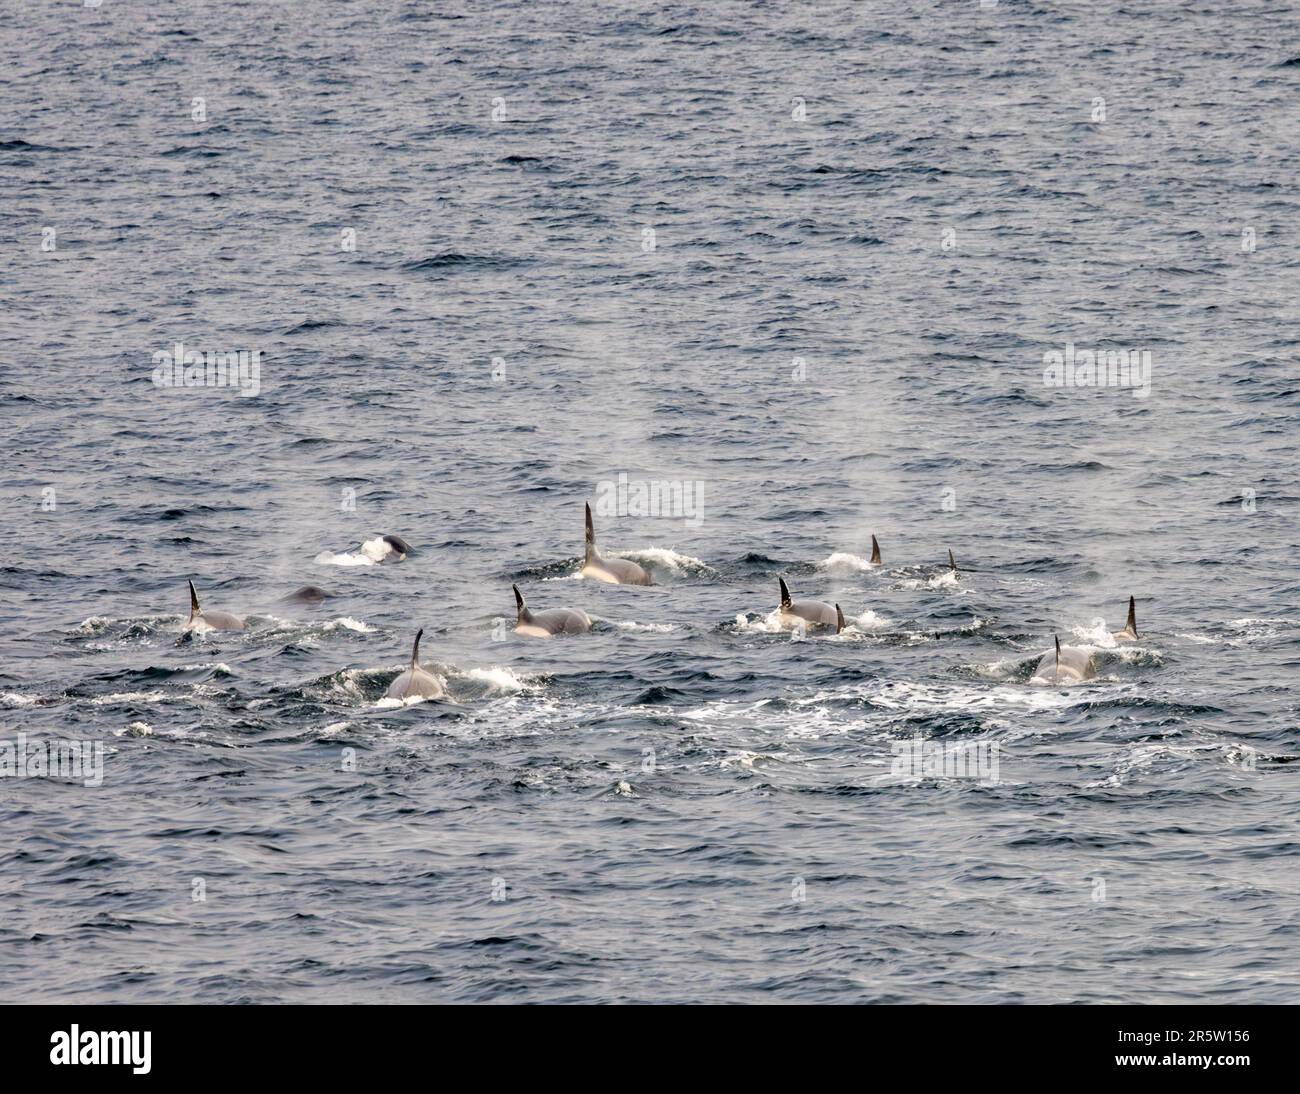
[835, 604, 845, 634]
[584, 502, 597, 563]
[779, 577, 792, 609]
[1126, 595, 1138, 638]
[411, 628, 423, 668]
[1054, 635, 1061, 681]
[870, 535, 881, 565]
[512, 584, 529, 623]
[949, 549, 958, 572]
[188, 580, 201, 620]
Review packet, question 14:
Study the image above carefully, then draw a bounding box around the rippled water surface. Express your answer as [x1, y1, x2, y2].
[2, 1, 1299, 1003]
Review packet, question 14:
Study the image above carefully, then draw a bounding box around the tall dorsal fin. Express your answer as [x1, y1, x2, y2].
[948, 549, 958, 572]
[1126, 595, 1138, 637]
[584, 502, 597, 563]
[188, 580, 201, 619]
[410, 628, 423, 668]
[870, 535, 881, 565]
[1054, 635, 1061, 682]
[512, 584, 528, 623]
[779, 577, 792, 608]
[835, 604, 845, 634]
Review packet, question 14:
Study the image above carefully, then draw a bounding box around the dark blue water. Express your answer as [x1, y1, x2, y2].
[2, 1, 1298, 1003]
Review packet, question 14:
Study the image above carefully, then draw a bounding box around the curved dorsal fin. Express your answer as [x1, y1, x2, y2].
[835, 604, 845, 634]
[188, 580, 201, 619]
[1126, 595, 1138, 637]
[870, 535, 881, 565]
[512, 584, 528, 623]
[779, 577, 792, 608]
[411, 628, 423, 668]
[948, 549, 958, 572]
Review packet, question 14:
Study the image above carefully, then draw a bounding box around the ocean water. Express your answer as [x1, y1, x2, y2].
[2, 0, 1298, 1004]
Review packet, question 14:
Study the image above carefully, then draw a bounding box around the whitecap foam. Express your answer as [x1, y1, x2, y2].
[318, 535, 402, 568]
[612, 620, 677, 633]
[1071, 617, 1118, 648]
[374, 693, 437, 708]
[734, 609, 788, 634]
[324, 617, 374, 633]
[88, 691, 169, 705]
[899, 570, 961, 591]
[1221, 617, 1295, 644]
[462, 667, 531, 693]
[188, 662, 234, 675]
[617, 546, 714, 575]
[862, 679, 1086, 713]
[1085, 740, 1241, 789]
[816, 551, 876, 574]
[720, 749, 788, 768]
[314, 550, 377, 567]
[849, 609, 890, 631]
[735, 608, 864, 638]
[0, 692, 39, 707]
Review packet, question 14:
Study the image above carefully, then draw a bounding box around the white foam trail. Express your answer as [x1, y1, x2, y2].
[612, 620, 677, 633]
[0, 692, 38, 707]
